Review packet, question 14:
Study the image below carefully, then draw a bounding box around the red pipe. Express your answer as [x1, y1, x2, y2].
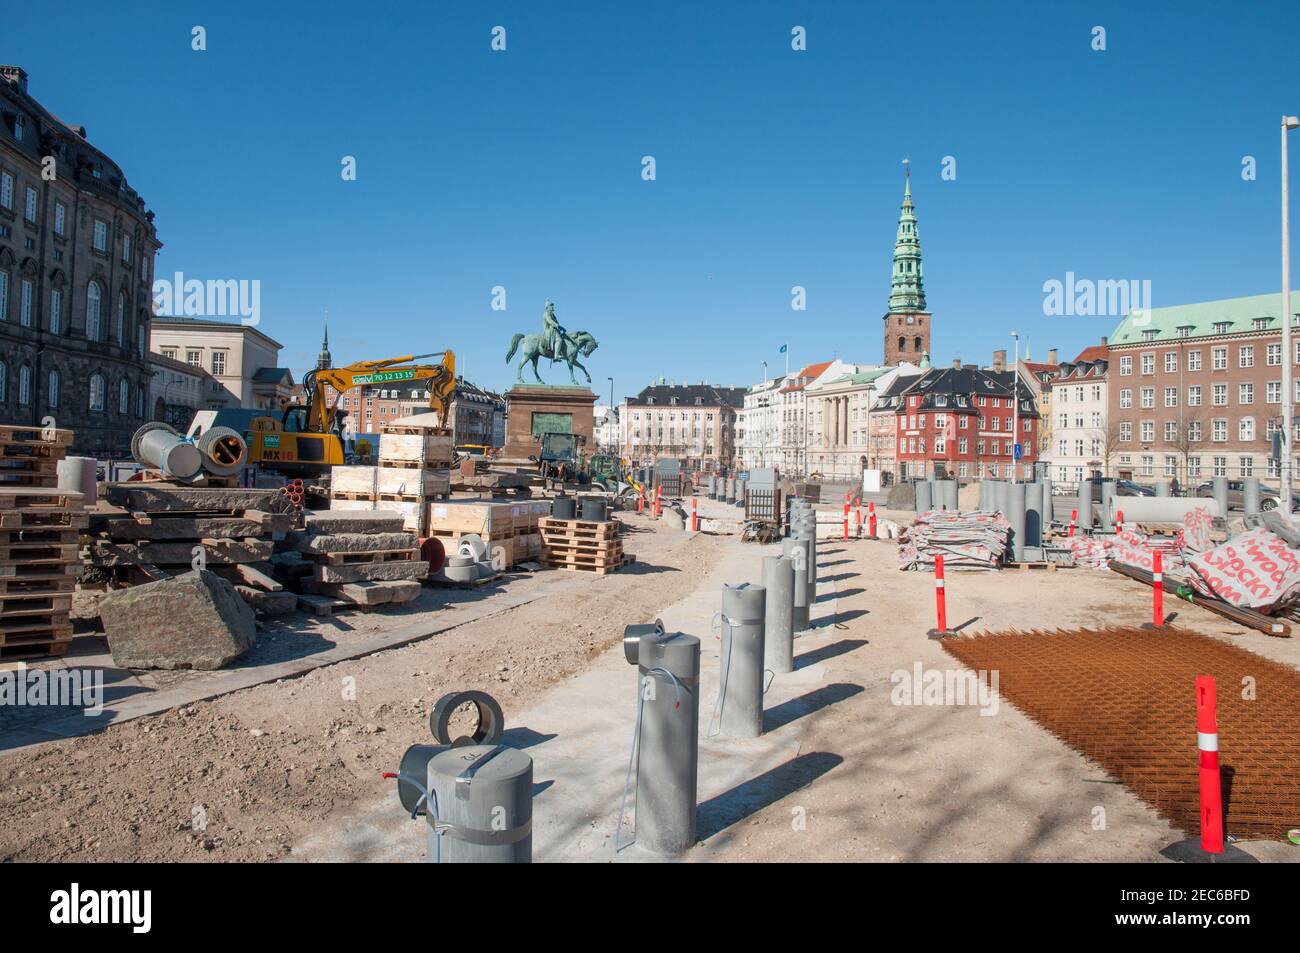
[1152, 549, 1164, 627]
[934, 553, 948, 632]
[1196, 676, 1224, 854]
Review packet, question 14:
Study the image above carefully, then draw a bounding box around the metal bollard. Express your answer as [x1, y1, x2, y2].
[627, 629, 700, 855]
[423, 744, 534, 863]
[784, 537, 811, 632]
[762, 555, 795, 675]
[716, 584, 766, 738]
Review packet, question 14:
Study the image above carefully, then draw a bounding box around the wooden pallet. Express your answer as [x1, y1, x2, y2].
[544, 553, 636, 575]
[0, 488, 84, 511]
[0, 575, 77, 596]
[538, 517, 621, 538]
[0, 527, 80, 546]
[329, 490, 375, 501]
[426, 527, 518, 543]
[0, 542, 79, 562]
[0, 509, 88, 530]
[542, 538, 624, 556]
[1009, 561, 1058, 572]
[0, 425, 74, 446]
[0, 613, 72, 637]
[0, 592, 74, 615]
[0, 637, 72, 660]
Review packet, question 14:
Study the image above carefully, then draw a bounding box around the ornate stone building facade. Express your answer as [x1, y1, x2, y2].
[0, 66, 160, 455]
[882, 167, 933, 366]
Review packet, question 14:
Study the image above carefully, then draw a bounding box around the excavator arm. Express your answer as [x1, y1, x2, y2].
[303, 350, 457, 432]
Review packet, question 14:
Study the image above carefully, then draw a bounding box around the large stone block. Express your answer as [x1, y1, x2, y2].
[313, 560, 429, 583]
[283, 531, 417, 554]
[103, 485, 294, 514]
[100, 569, 257, 670]
[305, 510, 406, 534]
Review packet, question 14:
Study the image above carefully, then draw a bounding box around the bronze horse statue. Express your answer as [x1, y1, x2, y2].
[506, 329, 599, 385]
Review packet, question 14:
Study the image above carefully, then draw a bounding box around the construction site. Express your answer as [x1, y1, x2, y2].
[0, 404, 1297, 871]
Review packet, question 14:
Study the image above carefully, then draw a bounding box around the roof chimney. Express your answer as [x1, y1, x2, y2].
[1101, 336, 1108, 346]
[952, 358, 962, 369]
[1047, 348, 1058, 364]
[0, 66, 29, 93]
[992, 349, 1007, 372]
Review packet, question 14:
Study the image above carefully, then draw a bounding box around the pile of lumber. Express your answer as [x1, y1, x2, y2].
[540, 516, 633, 574]
[0, 487, 86, 659]
[88, 485, 297, 615]
[278, 511, 427, 615]
[426, 499, 544, 568]
[898, 510, 1011, 571]
[0, 423, 74, 489]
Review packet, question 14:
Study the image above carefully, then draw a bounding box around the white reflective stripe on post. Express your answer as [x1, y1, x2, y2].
[935, 579, 945, 589]
[1197, 731, 1219, 752]
[1153, 573, 1163, 583]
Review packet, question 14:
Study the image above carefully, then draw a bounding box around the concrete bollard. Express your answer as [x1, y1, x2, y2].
[940, 479, 959, 511]
[1024, 482, 1043, 548]
[1008, 481, 1027, 563]
[1100, 481, 1116, 532]
[1155, 479, 1171, 498]
[736, 477, 747, 507]
[634, 631, 701, 855]
[1244, 477, 1260, 516]
[992, 480, 1009, 518]
[762, 555, 795, 675]
[784, 538, 811, 632]
[717, 584, 766, 739]
[1041, 479, 1053, 530]
[1077, 480, 1093, 532]
[916, 480, 933, 512]
[978, 480, 989, 510]
[1213, 476, 1229, 517]
[425, 744, 533, 863]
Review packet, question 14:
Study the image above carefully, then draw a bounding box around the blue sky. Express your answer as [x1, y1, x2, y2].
[9, 0, 1300, 400]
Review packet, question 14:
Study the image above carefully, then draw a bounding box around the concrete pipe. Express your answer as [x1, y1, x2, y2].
[978, 480, 989, 510]
[1155, 479, 1172, 498]
[1008, 481, 1027, 563]
[707, 476, 717, 499]
[1077, 480, 1093, 531]
[936, 479, 957, 511]
[635, 631, 701, 855]
[915, 480, 933, 513]
[1244, 477, 1261, 516]
[1024, 483, 1043, 548]
[56, 456, 97, 502]
[196, 426, 247, 477]
[1213, 476, 1229, 517]
[762, 555, 795, 675]
[1106, 496, 1223, 523]
[992, 481, 1009, 519]
[1040, 479, 1053, 530]
[426, 744, 533, 863]
[736, 477, 747, 506]
[783, 537, 811, 632]
[130, 422, 203, 481]
[718, 584, 766, 739]
[580, 498, 608, 522]
[395, 743, 447, 815]
[552, 497, 577, 520]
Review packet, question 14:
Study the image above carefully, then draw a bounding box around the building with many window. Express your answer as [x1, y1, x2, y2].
[0, 66, 160, 454]
[150, 317, 290, 412]
[147, 351, 233, 429]
[736, 375, 785, 470]
[335, 374, 504, 448]
[805, 366, 886, 480]
[1044, 342, 1108, 488]
[621, 381, 746, 468]
[1107, 292, 1300, 486]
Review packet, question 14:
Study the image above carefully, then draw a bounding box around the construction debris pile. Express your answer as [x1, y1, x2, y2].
[276, 511, 427, 615]
[898, 510, 1011, 571]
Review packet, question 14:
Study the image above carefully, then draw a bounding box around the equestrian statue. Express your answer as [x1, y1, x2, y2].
[505, 301, 600, 386]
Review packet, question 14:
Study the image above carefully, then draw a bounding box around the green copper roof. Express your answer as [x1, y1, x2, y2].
[1109, 291, 1300, 345]
[823, 368, 891, 387]
[887, 170, 926, 314]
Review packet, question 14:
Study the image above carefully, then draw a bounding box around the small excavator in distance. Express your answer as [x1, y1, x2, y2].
[186, 351, 456, 478]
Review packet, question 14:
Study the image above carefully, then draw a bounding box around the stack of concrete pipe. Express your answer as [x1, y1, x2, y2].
[131, 422, 248, 482]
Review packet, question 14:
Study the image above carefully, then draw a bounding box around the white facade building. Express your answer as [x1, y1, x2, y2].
[737, 376, 785, 469]
[1047, 349, 1109, 489]
[593, 404, 620, 454]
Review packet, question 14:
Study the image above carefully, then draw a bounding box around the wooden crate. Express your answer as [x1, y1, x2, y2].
[426, 500, 517, 537]
[376, 465, 450, 499]
[378, 429, 454, 466]
[332, 465, 377, 496]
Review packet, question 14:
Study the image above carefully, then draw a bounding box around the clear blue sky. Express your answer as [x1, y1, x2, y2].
[9, 0, 1300, 400]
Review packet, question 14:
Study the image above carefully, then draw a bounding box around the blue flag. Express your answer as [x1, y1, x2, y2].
[779, 343, 787, 353]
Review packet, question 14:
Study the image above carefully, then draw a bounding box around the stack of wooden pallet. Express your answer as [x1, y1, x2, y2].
[0, 423, 73, 489]
[280, 511, 427, 615]
[0, 486, 86, 660]
[425, 499, 525, 567]
[87, 485, 297, 614]
[540, 516, 633, 574]
[377, 416, 452, 534]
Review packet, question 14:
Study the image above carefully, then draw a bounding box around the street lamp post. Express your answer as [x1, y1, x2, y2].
[1011, 331, 1020, 484]
[1282, 116, 1299, 517]
[607, 376, 616, 460]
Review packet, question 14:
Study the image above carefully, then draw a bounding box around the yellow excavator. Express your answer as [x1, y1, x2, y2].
[187, 351, 456, 476]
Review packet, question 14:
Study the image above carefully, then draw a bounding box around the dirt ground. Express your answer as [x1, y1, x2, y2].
[0, 511, 722, 862]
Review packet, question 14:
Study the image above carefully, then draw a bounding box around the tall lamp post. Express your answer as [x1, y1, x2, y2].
[607, 376, 616, 460]
[1281, 116, 1299, 516]
[1011, 330, 1020, 484]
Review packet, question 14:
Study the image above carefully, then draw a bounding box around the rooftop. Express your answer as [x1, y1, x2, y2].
[1109, 291, 1300, 346]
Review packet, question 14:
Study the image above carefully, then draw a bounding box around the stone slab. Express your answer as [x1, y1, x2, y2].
[313, 560, 430, 583]
[88, 538, 274, 566]
[102, 484, 294, 514]
[235, 586, 298, 615]
[89, 514, 292, 541]
[305, 510, 406, 534]
[284, 531, 417, 554]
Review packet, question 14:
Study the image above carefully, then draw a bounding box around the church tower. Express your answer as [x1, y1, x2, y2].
[883, 162, 933, 365]
[316, 314, 333, 371]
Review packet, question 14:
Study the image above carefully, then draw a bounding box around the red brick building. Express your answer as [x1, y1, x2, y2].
[895, 361, 1041, 481]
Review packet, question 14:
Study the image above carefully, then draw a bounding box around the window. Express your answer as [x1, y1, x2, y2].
[1188, 421, 1202, 442]
[1141, 354, 1155, 374]
[1267, 343, 1282, 366]
[1213, 321, 1230, 334]
[53, 202, 65, 237]
[1140, 455, 1154, 477]
[1213, 456, 1227, 477]
[1164, 352, 1178, 373]
[1239, 345, 1254, 368]
[1120, 356, 1132, 376]
[122, 235, 131, 263]
[0, 270, 7, 320]
[186, 350, 200, 367]
[1188, 350, 1202, 371]
[1119, 389, 1132, 409]
[89, 374, 105, 411]
[1240, 456, 1254, 477]
[1140, 387, 1155, 408]
[116, 293, 126, 344]
[161, 348, 177, 360]
[1189, 456, 1201, 478]
[0, 172, 12, 209]
[1165, 456, 1178, 477]
[23, 187, 36, 223]
[118, 379, 129, 414]
[13, 115, 23, 141]
[48, 370, 59, 409]
[137, 323, 145, 358]
[1268, 381, 1282, 403]
[1212, 419, 1227, 442]
[1164, 387, 1178, 407]
[1141, 421, 1155, 442]
[85, 282, 102, 340]
[1240, 417, 1255, 441]
[92, 220, 108, 252]
[1239, 383, 1254, 404]
[18, 366, 30, 406]
[1212, 347, 1227, 370]
[1164, 421, 1178, 442]
[1212, 383, 1227, 406]
[19, 279, 32, 327]
[211, 352, 226, 375]
[1188, 385, 1202, 406]
[50, 289, 61, 334]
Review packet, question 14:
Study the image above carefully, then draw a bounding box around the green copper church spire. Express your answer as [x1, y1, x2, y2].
[887, 160, 926, 314]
